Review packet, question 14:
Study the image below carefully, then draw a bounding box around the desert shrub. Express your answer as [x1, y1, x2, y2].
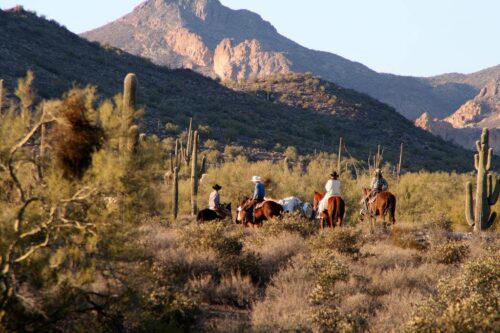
[404, 255, 499, 332]
[223, 145, 244, 161]
[179, 223, 243, 257]
[430, 242, 470, 264]
[164, 122, 179, 133]
[309, 307, 357, 333]
[309, 228, 362, 255]
[188, 272, 257, 309]
[246, 231, 306, 280]
[142, 288, 199, 332]
[261, 215, 316, 238]
[211, 273, 257, 308]
[390, 226, 429, 251]
[308, 250, 350, 303]
[252, 255, 314, 332]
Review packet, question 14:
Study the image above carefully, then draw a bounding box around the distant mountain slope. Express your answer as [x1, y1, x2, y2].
[0, 7, 473, 171]
[416, 80, 500, 152]
[81, 0, 498, 120]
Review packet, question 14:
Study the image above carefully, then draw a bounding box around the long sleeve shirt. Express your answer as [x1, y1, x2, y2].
[370, 177, 388, 192]
[325, 179, 341, 196]
[253, 182, 265, 200]
[209, 190, 220, 209]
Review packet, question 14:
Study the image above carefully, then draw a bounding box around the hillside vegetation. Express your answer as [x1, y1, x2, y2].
[0, 72, 498, 332]
[0, 7, 474, 171]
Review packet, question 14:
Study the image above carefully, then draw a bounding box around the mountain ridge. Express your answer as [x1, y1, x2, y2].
[82, 0, 498, 120]
[0, 7, 473, 171]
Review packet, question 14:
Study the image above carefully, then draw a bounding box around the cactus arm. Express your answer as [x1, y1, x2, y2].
[488, 174, 500, 205]
[465, 182, 475, 227]
[199, 155, 207, 176]
[474, 154, 479, 171]
[485, 212, 497, 230]
[486, 148, 493, 171]
[476, 140, 481, 153]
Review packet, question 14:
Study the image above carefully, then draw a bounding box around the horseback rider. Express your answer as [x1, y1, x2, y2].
[209, 184, 227, 217]
[363, 169, 388, 210]
[317, 171, 341, 218]
[246, 176, 265, 222]
[371, 168, 388, 194]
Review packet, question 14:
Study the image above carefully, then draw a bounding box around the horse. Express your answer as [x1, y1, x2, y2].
[313, 192, 345, 229]
[268, 196, 314, 219]
[197, 203, 232, 223]
[360, 188, 396, 231]
[236, 198, 283, 227]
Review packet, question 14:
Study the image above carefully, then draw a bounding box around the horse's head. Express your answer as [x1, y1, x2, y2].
[362, 188, 371, 196]
[313, 192, 324, 210]
[235, 198, 249, 224]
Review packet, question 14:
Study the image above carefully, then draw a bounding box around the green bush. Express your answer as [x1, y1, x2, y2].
[261, 215, 316, 238]
[308, 228, 362, 255]
[404, 255, 499, 332]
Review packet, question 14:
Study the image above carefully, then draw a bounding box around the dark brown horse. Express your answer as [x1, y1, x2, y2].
[360, 188, 396, 231]
[197, 203, 232, 223]
[236, 198, 283, 227]
[313, 192, 345, 229]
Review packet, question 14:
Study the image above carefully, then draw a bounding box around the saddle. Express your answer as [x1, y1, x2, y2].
[255, 201, 267, 209]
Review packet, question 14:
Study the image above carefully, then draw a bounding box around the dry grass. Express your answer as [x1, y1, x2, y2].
[133, 218, 498, 333]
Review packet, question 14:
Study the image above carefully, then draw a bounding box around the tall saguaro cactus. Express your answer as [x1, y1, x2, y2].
[190, 130, 206, 215]
[120, 73, 138, 157]
[0, 79, 4, 114]
[465, 128, 500, 231]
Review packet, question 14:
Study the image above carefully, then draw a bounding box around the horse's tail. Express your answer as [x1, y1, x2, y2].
[387, 194, 396, 224]
[196, 210, 203, 223]
[338, 198, 345, 226]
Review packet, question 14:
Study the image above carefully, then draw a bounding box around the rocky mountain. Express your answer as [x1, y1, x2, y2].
[0, 6, 475, 171]
[81, 0, 500, 121]
[415, 80, 500, 151]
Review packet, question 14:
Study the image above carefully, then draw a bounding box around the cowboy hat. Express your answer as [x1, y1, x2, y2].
[330, 171, 339, 178]
[212, 184, 222, 190]
[251, 176, 262, 182]
[374, 168, 382, 175]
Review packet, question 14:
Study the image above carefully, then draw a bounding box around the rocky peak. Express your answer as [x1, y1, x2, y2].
[144, 0, 221, 20]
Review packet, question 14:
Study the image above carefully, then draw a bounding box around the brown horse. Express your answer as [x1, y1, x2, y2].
[236, 198, 283, 227]
[313, 192, 345, 229]
[197, 203, 232, 223]
[360, 188, 396, 231]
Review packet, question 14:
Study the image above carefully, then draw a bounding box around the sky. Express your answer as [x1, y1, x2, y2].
[1, 0, 499, 77]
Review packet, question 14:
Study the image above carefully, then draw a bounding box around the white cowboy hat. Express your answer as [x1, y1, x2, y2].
[251, 175, 262, 182]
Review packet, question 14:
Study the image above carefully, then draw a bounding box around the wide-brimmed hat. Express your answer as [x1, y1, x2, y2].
[251, 176, 262, 182]
[374, 168, 382, 175]
[330, 171, 339, 178]
[212, 184, 222, 190]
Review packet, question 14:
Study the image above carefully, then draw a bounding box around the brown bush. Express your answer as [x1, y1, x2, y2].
[49, 89, 103, 179]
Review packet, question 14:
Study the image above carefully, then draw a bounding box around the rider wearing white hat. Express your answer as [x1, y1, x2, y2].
[251, 176, 265, 201]
[244, 175, 266, 223]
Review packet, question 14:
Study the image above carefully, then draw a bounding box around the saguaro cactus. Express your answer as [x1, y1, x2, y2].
[337, 137, 342, 175]
[0, 79, 4, 114]
[397, 143, 404, 180]
[190, 131, 206, 215]
[465, 128, 500, 231]
[120, 73, 138, 156]
[173, 165, 180, 220]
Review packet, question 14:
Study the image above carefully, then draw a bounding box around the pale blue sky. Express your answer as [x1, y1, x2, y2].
[1, 0, 499, 77]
